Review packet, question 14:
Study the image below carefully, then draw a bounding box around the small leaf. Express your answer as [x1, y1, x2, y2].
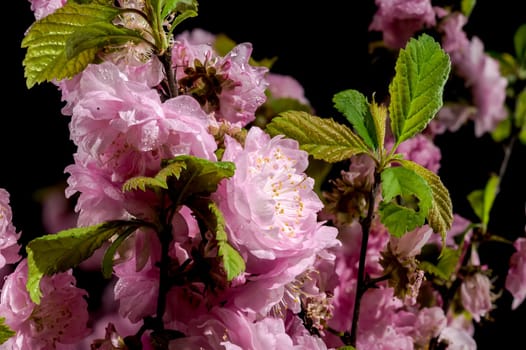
[333, 89, 377, 150]
[490, 117, 511, 142]
[188, 199, 245, 280]
[21, 1, 121, 88]
[514, 24, 526, 68]
[26, 220, 144, 303]
[514, 87, 526, 128]
[369, 99, 388, 151]
[266, 111, 370, 163]
[467, 174, 500, 231]
[389, 34, 451, 145]
[218, 241, 246, 281]
[66, 22, 144, 59]
[0, 318, 15, 345]
[420, 246, 461, 281]
[397, 159, 453, 240]
[460, 0, 476, 17]
[101, 225, 139, 279]
[122, 161, 186, 192]
[379, 166, 433, 237]
[163, 155, 235, 204]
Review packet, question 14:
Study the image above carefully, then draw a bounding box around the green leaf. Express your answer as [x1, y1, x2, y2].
[419, 246, 460, 281]
[514, 24, 526, 69]
[388, 34, 451, 145]
[266, 111, 370, 163]
[188, 199, 245, 280]
[122, 161, 186, 192]
[461, 0, 476, 17]
[490, 117, 511, 142]
[370, 100, 388, 151]
[379, 166, 433, 237]
[26, 220, 144, 303]
[65, 22, 144, 59]
[101, 225, 139, 279]
[160, 0, 198, 19]
[397, 159, 453, 241]
[163, 155, 235, 204]
[467, 174, 500, 230]
[333, 89, 377, 150]
[0, 318, 15, 345]
[515, 87, 526, 128]
[218, 241, 246, 281]
[22, 1, 121, 88]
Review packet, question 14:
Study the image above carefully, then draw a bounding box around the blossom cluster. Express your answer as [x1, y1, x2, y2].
[2, 0, 525, 349]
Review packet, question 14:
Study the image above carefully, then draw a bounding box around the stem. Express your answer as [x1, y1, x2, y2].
[344, 171, 382, 347]
[497, 133, 517, 186]
[154, 222, 173, 329]
[160, 50, 177, 99]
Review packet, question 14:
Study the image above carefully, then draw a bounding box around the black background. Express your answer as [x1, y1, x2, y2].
[8, 1, 526, 348]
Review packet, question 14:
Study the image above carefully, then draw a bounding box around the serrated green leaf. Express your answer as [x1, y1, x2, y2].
[514, 24, 526, 68]
[122, 161, 186, 192]
[266, 111, 370, 163]
[66, 22, 144, 59]
[420, 246, 460, 281]
[218, 241, 246, 281]
[333, 89, 377, 150]
[26, 221, 143, 303]
[467, 174, 500, 230]
[187, 199, 245, 280]
[21, 1, 121, 88]
[388, 34, 451, 145]
[379, 166, 432, 237]
[0, 318, 15, 345]
[163, 155, 235, 205]
[370, 99, 388, 152]
[397, 159, 453, 240]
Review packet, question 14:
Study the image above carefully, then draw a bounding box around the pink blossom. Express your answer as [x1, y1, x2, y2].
[175, 28, 217, 45]
[218, 126, 326, 259]
[439, 13, 508, 137]
[0, 260, 90, 349]
[113, 250, 160, 323]
[27, 0, 66, 20]
[505, 237, 526, 309]
[389, 225, 433, 258]
[213, 126, 339, 314]
[411, 307, 447, 348]
[266, 73, 310, 106]
[429, 103, 474, 135]
[369, 0, 438, 49]
[169, 306, 326, 349]
[172, 39, 269, 126]
[355, 288, 415, 349]
[460, 272, 494, 322]
[67, 61, 216, 181]
[389, 134, 442, 173]
[0, 188, 21, 268]
[438, 326, 476, 350]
